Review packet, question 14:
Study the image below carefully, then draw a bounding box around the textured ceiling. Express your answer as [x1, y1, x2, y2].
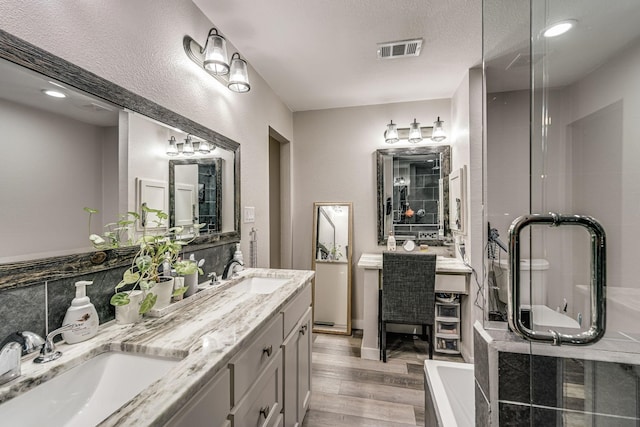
[192, 0, 483, 112]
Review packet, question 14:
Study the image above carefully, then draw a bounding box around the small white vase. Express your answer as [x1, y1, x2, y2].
[115, 290, 144, 324]
[149, 277, 174, 310]
[183, 272, 198, 297]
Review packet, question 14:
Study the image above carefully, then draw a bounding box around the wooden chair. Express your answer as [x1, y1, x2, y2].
[381, 252, 436, 362]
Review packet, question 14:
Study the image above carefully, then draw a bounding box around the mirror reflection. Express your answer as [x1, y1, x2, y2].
[312, 202, 352, 335]
[376, 146, 451, 245]
[169, 159, 223, 234]
[0, 52, 239, 265]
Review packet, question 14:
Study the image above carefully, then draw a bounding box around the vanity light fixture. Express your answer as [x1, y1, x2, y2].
[166, 136, 179, 156]
[408, 119, 422, 143]
[384, 120, 400, 144]
[383, 117, 447, 144]
[184, 27, 251, 93]
[431, 117, 447, 142]
[182, 135, 195, 156]
[166, 134, 215, 157]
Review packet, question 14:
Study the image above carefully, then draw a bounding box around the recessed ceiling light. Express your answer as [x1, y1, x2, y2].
[543, 20, 577, 38]
[42, 89, 66, 98]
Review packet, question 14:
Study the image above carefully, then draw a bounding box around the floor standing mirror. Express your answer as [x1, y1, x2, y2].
[311, 202, 353, 335]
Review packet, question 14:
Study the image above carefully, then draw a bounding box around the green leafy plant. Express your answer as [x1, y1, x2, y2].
[87, 205, 203, 314]
[329, 244, 343, 261]
[174, 260, 204, 276]
[84, 207, 137, 249]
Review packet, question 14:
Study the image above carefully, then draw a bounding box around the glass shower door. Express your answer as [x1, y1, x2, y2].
[485, 0, 640, 424]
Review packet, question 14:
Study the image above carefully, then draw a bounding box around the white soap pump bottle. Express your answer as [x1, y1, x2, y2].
[62, 281, 99, 344]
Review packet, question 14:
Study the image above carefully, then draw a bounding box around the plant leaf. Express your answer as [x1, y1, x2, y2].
[84, 207, 99, 214]
[123, 269, 141, 284]
[172, 286, 189, 296]
[110, 292, 130, 306]
[139, 293, 157, 314]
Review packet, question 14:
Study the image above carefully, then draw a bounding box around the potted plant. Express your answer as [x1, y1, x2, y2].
[86, 205, 200, 322]
[174, 259, 204, 297]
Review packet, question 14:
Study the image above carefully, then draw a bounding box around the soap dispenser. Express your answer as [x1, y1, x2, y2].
[61, 281, 99, 344]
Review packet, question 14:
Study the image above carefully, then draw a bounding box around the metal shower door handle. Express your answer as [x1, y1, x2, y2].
[507, 213, 606, 346]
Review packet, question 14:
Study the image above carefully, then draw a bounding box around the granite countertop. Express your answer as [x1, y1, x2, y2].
[357, 252, 472, 274]
[0, 268, 315, 426]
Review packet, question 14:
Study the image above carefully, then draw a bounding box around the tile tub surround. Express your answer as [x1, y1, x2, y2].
[0, 268, 315, 426]
[0, 242, 236, 341]
[474, 322, 640, 426]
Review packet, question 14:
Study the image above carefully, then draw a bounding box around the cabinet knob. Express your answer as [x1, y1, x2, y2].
[262, 344, 273, 357]
[299, 324, 308, 335]
[259, 405, 270, 419]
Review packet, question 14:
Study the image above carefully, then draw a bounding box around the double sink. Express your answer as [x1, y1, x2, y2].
[0, 272, 291, 426]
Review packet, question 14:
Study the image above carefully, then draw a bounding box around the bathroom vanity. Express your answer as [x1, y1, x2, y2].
[0, 268, 314, 427]
[358, 253, 471, 359]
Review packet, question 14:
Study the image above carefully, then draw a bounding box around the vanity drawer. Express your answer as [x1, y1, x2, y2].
[230, 350, 283, 427]
[282, 282, 312, 338]
[230, 314, 284, 405]
[435, 274, 468, 294]
[436, 320, 460, 336]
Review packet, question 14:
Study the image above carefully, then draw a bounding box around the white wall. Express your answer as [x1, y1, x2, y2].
[0, 0, 294, 266]
[0, 98, 117, 261]
[450, 68, 483, 362]
[292, 99, 451, 327]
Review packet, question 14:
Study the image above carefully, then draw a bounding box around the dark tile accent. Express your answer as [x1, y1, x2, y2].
[499, 402, 530, 426]
[498, 352, 530, 403]
[474, 326, 490, 397]
[475, 380, 490, 427]
[531, 406, 558, 426]
[531, 355, 559, 407]
[587, 360, 640, 418]
[0, 282, 46, 339]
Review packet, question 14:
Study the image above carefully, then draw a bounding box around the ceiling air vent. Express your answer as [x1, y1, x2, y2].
[377, 38, 423, 59]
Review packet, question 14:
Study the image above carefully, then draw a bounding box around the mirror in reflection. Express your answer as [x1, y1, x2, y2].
[312, 202, 352, 335]
[169, 158, 223, 234]
[376, 146, 451, 245]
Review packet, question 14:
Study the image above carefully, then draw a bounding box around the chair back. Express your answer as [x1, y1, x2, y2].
[382, 252, 436, 324]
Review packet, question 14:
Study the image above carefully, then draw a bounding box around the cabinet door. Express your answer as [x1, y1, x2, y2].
[164, 369, 230, 427]
[296, 308, 312, 423]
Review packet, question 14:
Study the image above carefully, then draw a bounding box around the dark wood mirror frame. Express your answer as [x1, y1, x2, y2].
[0, 29, 241, 288]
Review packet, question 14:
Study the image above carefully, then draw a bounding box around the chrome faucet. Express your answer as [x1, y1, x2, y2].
[34, 324, 75, 364]
[222, 258, 244, 279]
[0, 331, 45, 385]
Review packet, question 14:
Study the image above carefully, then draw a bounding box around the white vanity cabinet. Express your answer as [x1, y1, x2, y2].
[282, 284, 313, 427]
[164, 280, 313, 427]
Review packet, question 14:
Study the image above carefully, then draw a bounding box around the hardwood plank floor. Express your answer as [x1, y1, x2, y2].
[303, 330, 464, 427]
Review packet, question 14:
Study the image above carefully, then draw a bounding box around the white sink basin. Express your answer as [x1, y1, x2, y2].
[230, 276, 289, 294]
[0, 351, 178, 426]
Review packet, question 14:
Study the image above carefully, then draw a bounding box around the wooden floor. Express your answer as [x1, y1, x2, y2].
[302, 330, 464, 427]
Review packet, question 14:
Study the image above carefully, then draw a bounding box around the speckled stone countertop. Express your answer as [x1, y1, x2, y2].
[0, 268, 315, 426]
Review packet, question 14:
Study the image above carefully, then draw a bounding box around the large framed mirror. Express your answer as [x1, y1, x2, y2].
[376, 146, 451, 245]
[311, 202, 353, 335]
[0, 29, 240, 288]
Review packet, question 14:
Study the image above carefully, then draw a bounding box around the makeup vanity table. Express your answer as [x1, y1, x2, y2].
[358, 253, 471, 360]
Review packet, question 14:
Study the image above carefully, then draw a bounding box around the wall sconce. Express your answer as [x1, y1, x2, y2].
[383, 117, 447, 144]
[166, 134, 214, 156]
[184, 27, 251, 93]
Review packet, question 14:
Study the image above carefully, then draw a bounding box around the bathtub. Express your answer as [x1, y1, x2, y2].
[424, 360, 474, 427]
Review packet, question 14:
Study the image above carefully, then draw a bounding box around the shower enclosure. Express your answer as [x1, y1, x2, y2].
[483, 0, 640, 424]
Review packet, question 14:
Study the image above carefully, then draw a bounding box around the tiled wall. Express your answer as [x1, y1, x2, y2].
[393, 161, 441, 239]
[474, 324, 640, 426]
[0, 243, 236, 341]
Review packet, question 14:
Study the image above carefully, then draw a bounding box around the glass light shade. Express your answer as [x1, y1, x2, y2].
[228, 54, 251, 93]
[183, 136, 195, 156]
[198, 140, 211, 154]
[166, 136, 179, 156]
[408, 119, 422, 143]
[203, 31, 230, 76]
[384, 120, 399, 144]
[431, 117, 447, 142]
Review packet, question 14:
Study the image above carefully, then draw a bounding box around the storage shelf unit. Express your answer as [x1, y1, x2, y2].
[435, 299, 461, 354]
